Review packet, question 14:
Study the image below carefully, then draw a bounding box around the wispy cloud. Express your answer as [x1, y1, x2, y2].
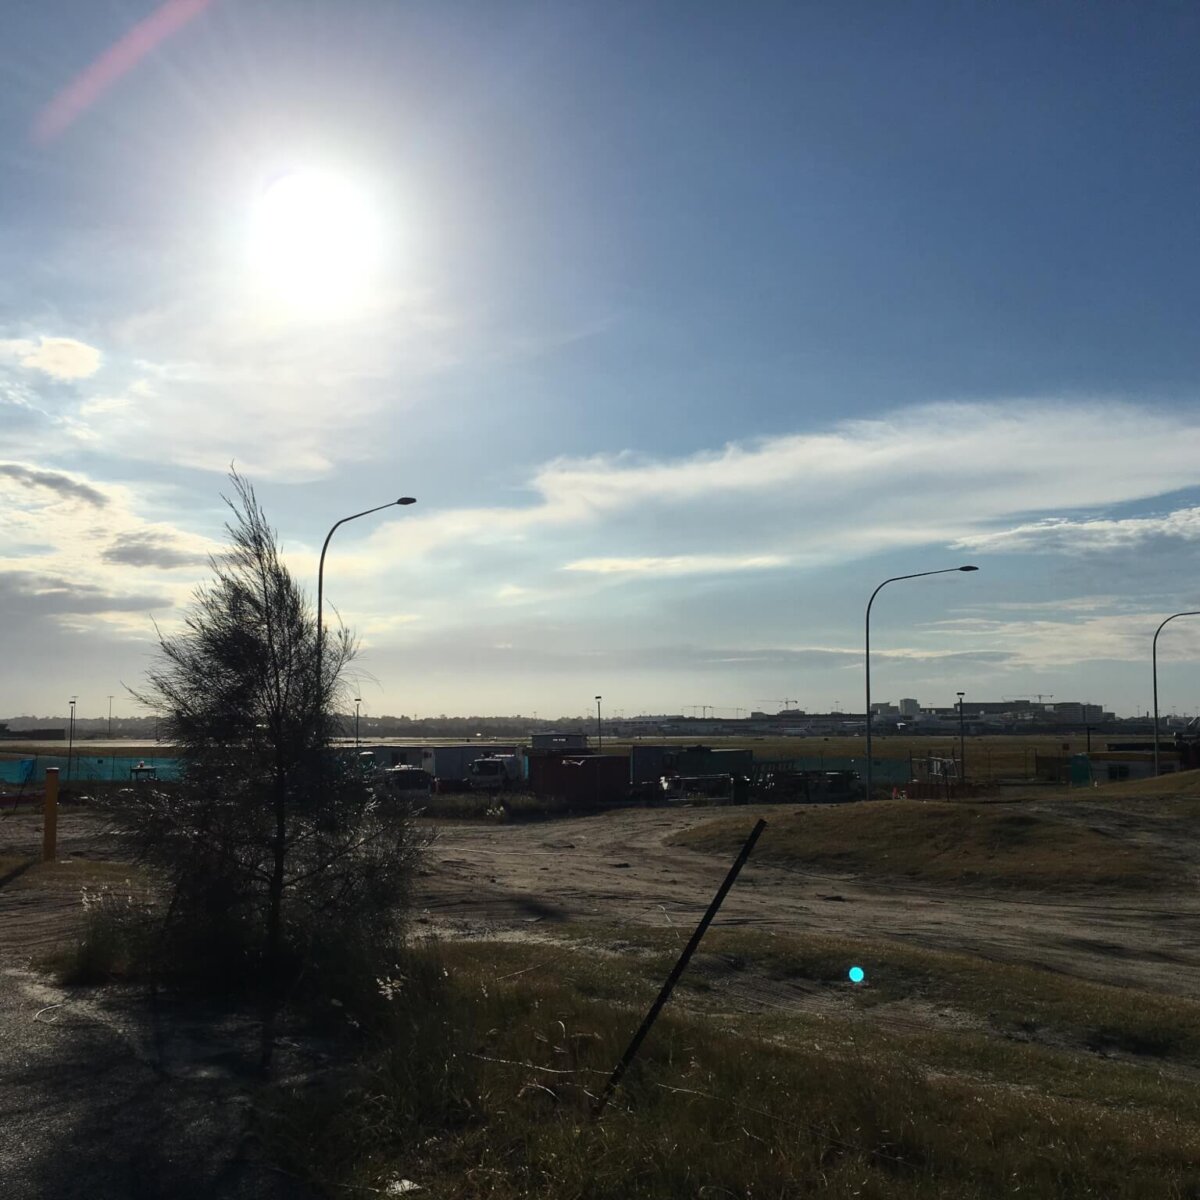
[367, 400, 1200, 575]
[0, 569, 168, 611]
[955, 506, 1200, 553]
[926, 612, 1200, 666]
[563, 554, 787, 576]
[0, 463, 108, 506]
[0, 467, 219, 641]
[101, 530, 212, 569]
[0, 336, 102, 380]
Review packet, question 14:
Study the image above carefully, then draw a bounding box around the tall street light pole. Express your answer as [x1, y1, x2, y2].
[67, 696, 77, 782]
[865, 566, 978, 798]
[316, 497, 417, 699]
[595, 695, 603, 751]
[107, 695, 114, 739]
[1153, 611, 1200, 776]
[956, 691, 966, 786]
[355, 697, 362, 749]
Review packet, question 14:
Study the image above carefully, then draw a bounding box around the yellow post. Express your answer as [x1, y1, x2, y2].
[43, 767, 59, 863]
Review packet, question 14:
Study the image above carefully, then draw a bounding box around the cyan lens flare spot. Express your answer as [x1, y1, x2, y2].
[848, 965, 865, 984]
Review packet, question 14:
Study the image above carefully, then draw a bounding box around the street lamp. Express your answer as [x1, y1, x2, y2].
[107, 695, 113, 739]
[956, 691, 966, 786]
[355, 697, 362, 749]
[1153, 611, 1200, 776]
[316, 497, 416, 695]
[595, 695, 603, 751]
[67, 696, 77, 782]
[865, 566, 978, 798]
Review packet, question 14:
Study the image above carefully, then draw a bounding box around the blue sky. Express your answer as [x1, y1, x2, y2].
[3, 0, 1200, 721]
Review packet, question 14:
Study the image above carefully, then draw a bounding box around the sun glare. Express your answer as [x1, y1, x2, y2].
[247, 168, 383, 315]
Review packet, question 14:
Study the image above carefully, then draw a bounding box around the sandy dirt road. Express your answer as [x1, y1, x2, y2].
[415, 804, 1200, 997]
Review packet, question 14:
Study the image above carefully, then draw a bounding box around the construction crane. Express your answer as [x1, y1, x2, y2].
[1003, 694, 1054, 705]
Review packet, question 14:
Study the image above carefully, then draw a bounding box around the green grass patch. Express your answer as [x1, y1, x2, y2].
[672, 800, 1173, 889]
[261, 937, 1200, 1199]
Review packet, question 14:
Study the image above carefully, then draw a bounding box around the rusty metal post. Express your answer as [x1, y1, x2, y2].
[592, 818, 767, 1119]
[43, 767, 59, 862]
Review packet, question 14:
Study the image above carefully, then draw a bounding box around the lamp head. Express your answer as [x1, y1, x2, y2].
[396, 497, 417, 506]
[958, 565, 979, 572]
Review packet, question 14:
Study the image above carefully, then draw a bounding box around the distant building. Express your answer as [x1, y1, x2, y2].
[1050, 702, 1105, 725]
[899, 698, 921, 717]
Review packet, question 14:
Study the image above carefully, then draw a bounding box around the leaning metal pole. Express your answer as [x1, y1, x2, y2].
[592, 818, 767, 1119]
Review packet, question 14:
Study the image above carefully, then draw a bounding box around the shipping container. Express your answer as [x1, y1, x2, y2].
[630, 744, 753, 785]
[528, 754, 628, 804]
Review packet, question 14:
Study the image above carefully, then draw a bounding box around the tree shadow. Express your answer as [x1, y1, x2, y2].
[4, 978, 320, 1200]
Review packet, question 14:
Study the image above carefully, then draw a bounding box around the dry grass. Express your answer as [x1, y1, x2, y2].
[567, 923, 1200, 1064]
[671, 799, 1173, 889]
[1080, 767, 1200, 798]
[261, 936, 1200, 1199]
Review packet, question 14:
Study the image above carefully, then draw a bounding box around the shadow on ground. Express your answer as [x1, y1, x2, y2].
[0, 969, 320, 1200]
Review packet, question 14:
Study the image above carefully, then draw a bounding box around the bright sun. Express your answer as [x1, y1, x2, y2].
[247, 168, 383, 315]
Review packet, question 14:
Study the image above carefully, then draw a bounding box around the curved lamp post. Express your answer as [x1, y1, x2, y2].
[316, 498, 417, 693]
[1153, 610, 1200, 776]
[865, 566, 978, 798]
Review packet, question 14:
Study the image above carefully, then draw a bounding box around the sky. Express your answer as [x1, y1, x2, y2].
[3, 0, 1200, 722]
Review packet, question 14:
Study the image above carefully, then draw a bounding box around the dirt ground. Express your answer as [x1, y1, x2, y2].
[0, 813, 321, 1200]
[414, 795, 1200, 1002]
[5, 793, 1195, 1000]
[1, 788, 1197, 1197]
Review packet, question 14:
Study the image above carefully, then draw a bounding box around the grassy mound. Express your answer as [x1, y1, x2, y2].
[570, 924, 1200, 1065]
[1080, 767, 1200, 799]
[671, 800, 1172, 889]
[262, 937, 1200, 1198]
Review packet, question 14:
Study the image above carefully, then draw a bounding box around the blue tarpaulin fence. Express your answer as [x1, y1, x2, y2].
[0, 755, 181, 784]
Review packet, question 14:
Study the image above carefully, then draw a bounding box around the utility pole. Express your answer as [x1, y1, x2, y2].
[595, 695, 603, 750]
[107, 695, 113, 739]
[354, 697, 362, 749]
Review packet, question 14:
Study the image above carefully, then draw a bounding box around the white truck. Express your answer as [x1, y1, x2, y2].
[467, 754, 523, 791]
[420, 744, 517, 788]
